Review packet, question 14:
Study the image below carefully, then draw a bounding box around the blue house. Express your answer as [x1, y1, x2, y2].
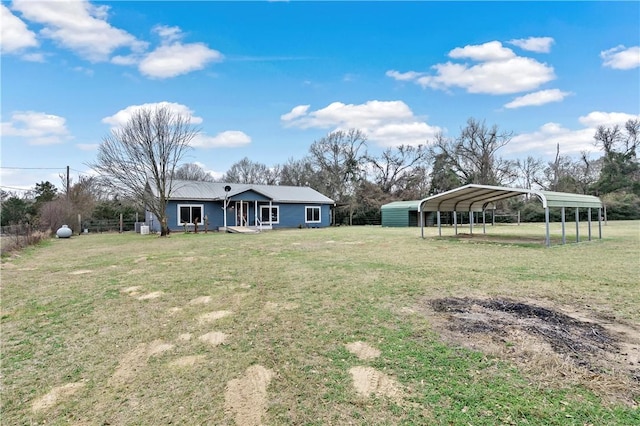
[145, 180, 335, 232]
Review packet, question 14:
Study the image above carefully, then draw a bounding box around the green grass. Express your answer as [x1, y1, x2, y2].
[1, 221, 639, 425]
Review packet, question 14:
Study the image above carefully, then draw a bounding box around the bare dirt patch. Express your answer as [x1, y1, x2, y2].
[169, 355, 206, 368]
[198, 331, 228, 347]
[421, 297, 640, 406]
[189, 296, 212, 305]
[108, 340, 174, 386]
[224, 365, 274, 426]
[137, 291, 164, 300]
[198, 310, 232, 324]
[346, 341, 381, 360]
[69, 270, 92, 275]
[349, 366, 402, 400]
[32, 382, 85, 412]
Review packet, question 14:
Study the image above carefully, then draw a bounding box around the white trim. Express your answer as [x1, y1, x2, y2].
[305, 206, 321, 223]
[177, 203, 205, 226]
[259, 204, 279, 224]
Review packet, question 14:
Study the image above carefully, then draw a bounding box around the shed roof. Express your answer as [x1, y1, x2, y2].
[150, 180, 334, 204]
[419, 184, 602, 212]
[380, 200, 421, 211]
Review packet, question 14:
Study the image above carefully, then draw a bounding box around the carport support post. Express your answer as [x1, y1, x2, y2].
[453, 210, 457, 235]
[575, 207, 580, 243]
[469, 210, 473, 235]
[561, 207, 566, 245]
[588, 207, 592, 241]
[482, 210, 486, 234]
[598, 207, 602, 239]
[545, 207, 550, 247]
[437, 210, 442, 237]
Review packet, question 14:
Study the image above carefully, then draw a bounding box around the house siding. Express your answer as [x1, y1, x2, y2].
[148, 200, 331, 232]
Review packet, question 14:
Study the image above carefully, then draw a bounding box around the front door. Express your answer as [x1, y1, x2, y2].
[235, 201, 249, 226]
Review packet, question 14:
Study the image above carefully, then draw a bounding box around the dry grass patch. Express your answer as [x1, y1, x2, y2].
[32, 382, 85, 412]
[224, 365, 274, 426]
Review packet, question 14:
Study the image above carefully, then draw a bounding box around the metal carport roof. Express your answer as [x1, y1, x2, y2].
[418, 184, 603, 247]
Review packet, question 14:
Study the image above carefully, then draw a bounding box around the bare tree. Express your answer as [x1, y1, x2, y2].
[308, 129, 368, 225]
[279, 157, 317, 187]
[222, 157, 279, 184]
[515, 156, 544, 190]
[432, 118, 514, 186]
[593, 119, 640, 195]
[173, 163, 216, 182]
[308, 129, 368, 202]
[90, 106, 198, 236]
[366, 144, 432, 196]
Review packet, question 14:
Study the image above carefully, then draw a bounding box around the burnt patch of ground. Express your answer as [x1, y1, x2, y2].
[422, 297, 640, 406]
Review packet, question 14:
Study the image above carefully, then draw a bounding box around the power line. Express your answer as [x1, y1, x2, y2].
[0, 167, 66, 170]
[0, 185, 33, 191]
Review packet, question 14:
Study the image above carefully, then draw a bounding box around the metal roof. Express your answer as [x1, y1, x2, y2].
[151, 180, 334, 204]
[380, 200, 421, 211]
[419, 184, 602, 212]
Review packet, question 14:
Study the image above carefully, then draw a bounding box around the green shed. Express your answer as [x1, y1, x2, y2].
[381, 200, 434, 227]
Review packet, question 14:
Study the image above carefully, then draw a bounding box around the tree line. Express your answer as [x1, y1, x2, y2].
[2, 107, 638, 235]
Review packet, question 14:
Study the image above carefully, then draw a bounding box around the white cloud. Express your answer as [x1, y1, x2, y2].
[102, 102, 203, 129]
[280, 105, 310, 121]
[133, 25, 222, 79]
[153, 25, 183, 43]
[508, 111, 640, 157]
[600, 45, 640, 70]
[508, 37, 555, 53]
[504, 89, 571, 109]
[22, 52, 45, 62]
[385, 70, 425, 81]
[191, 131, 251, 148]
[578, 111, 640, 128]
[1, 111, 71, 145]
[281, 100, 441, 147]
[509, 123, 594, 157]
[387, 40, 555, 95]
[449, 40, 515, 61]
[139, 42, 222, 79]
[12, 0, 146, 62]
[0, 4, 38, 53]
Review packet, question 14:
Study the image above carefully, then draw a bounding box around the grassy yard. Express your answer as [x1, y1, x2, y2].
[1, 221, 639, 425]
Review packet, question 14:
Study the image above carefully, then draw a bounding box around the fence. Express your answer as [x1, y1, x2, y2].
[0, 223, 50, 255]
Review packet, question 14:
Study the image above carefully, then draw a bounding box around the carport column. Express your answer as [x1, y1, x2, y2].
[598, 207, 602, 239]
[545, 207, 550, 247]
[482, 210, 486, 234]
[561, 207, 566, 245]
[575, 207, 580, 243]
[469, 210, 473, 235]
[453, 210, 457, 235]
[437, 211, 442, 237]
[588, 207, 592, 241]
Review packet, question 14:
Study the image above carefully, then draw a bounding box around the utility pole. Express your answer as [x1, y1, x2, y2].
[66, 165, 70, 201]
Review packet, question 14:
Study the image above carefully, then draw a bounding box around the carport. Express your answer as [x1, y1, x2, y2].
[418, 184, 603, 247]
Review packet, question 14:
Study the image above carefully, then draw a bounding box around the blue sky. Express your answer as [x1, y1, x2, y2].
[1, 1, 639, 193]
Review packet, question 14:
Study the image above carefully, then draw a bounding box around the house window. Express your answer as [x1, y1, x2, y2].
[306, 206, 321, 223]
[259, 205, 279, 224]
[178, 204, 204, 225]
